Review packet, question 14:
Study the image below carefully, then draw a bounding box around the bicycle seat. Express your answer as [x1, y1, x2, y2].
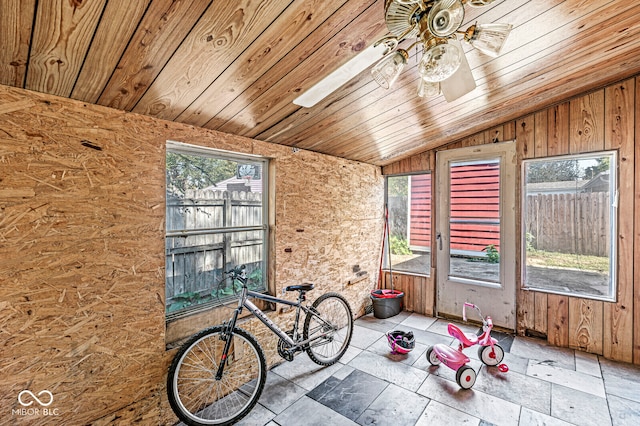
[285, 283, 314, 292]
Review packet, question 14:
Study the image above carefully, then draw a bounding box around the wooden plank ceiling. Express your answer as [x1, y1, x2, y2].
[2, 0, 639, 166]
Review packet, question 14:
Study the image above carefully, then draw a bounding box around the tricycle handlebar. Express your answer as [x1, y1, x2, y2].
[462, 302, 482, 322]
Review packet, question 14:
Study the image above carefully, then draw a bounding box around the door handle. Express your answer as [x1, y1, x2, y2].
[436, 232, 442, 250]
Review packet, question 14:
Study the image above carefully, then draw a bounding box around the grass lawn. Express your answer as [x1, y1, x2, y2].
[526, 249, 609, 273]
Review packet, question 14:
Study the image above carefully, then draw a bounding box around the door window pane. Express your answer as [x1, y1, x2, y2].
[449, 159, 501, 284]
[522, 152, 617, 300]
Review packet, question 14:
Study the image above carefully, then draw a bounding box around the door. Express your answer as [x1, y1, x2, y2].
[436, 142, 516, 329]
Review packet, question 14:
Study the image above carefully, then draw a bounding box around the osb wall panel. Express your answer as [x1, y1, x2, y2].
[382, 78, 638, 365]
[0, 85, 384, 424]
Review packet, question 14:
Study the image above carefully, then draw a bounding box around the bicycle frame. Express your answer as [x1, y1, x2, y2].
[223, 278, 326, 351]
[241, 290, 299, 346]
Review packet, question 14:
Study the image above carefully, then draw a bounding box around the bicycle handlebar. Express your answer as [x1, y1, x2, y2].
[227, 265, 246, 277]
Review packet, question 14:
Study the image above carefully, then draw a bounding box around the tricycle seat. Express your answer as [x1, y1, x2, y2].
[447, 323, 478, 348]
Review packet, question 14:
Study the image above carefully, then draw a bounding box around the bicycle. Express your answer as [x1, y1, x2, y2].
[167, 265, 354, 426]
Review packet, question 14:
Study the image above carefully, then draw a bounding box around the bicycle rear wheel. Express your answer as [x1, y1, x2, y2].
[167, 326, 266, 426]
[303, 292, 353, 365]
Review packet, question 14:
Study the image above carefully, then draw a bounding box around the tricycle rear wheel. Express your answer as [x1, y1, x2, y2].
[426, 346, 440, 366]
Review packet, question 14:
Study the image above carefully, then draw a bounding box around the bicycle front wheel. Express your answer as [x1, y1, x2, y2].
[303, 292, 353, 365]
[167, 326, 266, 426]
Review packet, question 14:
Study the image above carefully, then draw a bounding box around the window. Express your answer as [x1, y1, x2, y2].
[384, 173, 432, 276]
[165, 141, 268, 319]
[522, 151, 617, 301]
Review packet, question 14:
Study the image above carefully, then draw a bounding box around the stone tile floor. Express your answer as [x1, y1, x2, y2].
[235, 311, 640, 426]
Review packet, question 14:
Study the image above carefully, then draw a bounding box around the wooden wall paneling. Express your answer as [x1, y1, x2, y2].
[412, 276, 420, 313]
[410, 152, 431, 173]
[570, 90, 605, 153]
[26, 0, 107, 96]
[568, 297, 603, 354]
[484, 125, 504, 144]
[405, 274, 416, 313]
[547, 102, 570, 156]
[534, 292, 548, 335]
[396, 274, 410, 311]
[532, 110, 549, 335]
[383, 161, 396, 175]
[408, 275, 419, 313]
[604, 78, 635, 362]
[545, 102, 570, 346]
[565, 90, 606, 353]
[635, 76, 640, 364]
[0, 0, 36, 87]
[460, 131, 486, 147]
[399, 157, 412, 175]
[424, 272, 435, 316]
[503, 121, 516, 141]
[382, 272, 431, 315]
[534, 110, 549, 157]
[547, 294, 569, 347]
[516, 115, 535, 334]
[406, 275, 417, 314]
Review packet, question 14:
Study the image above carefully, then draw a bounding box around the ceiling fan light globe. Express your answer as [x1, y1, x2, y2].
[417, 78, 440, 98]
[371, 50, 408, 89]
[468, 23, 513, 57]
[428, 0, 465, 37]
[467, 0, 497, 7]
[419, 42, 462, 82]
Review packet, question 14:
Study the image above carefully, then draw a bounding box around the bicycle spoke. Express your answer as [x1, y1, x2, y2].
[303, 293, 353, 366]
[168, 326, 266, 425]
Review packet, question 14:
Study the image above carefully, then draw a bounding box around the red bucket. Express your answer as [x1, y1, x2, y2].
[370, 290, 404, 319]
[370, 289, 404, 299]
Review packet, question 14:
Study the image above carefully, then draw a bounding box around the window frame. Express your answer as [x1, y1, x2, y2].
[383, 171, 432, 277]
[521, 150, 618, 302]
[165, 141, 270, 321]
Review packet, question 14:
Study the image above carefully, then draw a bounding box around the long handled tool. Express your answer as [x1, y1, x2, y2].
[377, 204, 393, 291]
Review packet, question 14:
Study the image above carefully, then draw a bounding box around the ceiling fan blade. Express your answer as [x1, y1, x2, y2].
[441, 39, 476, 102]
[293, 42, 391, 108]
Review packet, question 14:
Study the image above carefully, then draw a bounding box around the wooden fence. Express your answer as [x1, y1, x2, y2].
[165, 190, 264, 312]
[525, 192, 610, 256]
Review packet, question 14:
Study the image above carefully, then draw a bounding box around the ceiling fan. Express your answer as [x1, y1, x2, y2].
[293, 0, 512, 107]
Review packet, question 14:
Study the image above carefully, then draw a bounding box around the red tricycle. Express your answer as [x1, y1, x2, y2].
[426, 302, 508, 389]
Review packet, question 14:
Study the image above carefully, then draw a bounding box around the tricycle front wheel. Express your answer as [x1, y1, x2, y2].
[478, 344, 504, 366]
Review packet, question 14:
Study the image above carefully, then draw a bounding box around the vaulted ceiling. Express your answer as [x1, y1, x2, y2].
[1, 0, 639, 166]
